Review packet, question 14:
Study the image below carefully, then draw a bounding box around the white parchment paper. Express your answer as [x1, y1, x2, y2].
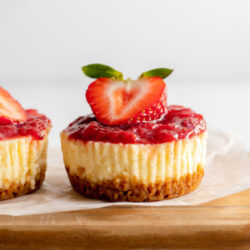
[1, 130, 250, 216]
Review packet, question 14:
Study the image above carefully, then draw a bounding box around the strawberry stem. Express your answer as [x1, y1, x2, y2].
[140, 68, 173, 79]
[82, 64, 123, 80]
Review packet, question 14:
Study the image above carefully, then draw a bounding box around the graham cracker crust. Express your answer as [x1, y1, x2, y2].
[0, 163, 46, 201]
[66, 166, 204, 202]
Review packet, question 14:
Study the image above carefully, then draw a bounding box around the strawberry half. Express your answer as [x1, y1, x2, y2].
[86, 77, 167, 126]
[0, 87, 27, 123]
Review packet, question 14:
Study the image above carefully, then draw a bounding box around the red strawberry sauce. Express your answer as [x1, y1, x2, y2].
[0, 110, 51, 140]
[65, 105, 206, 144]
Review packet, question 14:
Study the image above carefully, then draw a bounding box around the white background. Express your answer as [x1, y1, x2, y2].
[0, 0, 250, 149]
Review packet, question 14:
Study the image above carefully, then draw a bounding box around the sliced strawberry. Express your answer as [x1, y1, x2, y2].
[86, 77, 167, 126]
[0, 87, 27, 122]
[127, 90, 167, 124]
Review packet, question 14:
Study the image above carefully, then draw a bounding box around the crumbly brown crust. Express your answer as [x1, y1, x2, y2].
[0, 163, 46, 201]
[66, 165, 204, 202]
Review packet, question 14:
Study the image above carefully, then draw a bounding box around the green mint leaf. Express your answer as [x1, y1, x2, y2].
[140, 68, 173, 79]
[82, 64, 123, 80]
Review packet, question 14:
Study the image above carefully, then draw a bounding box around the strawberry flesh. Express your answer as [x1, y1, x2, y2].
[86, 77, 167, 126]
[127, 91, 167, 124]
[0, 87, 27, 122]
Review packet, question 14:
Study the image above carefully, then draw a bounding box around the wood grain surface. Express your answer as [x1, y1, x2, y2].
[0, 188, 249, 249]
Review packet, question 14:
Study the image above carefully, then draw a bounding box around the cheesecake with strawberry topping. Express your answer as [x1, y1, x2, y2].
[0, 87, 51, 200]
[61, 64, 207, 202]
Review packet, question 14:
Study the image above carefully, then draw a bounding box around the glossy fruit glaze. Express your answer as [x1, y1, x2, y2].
[0, 109, 51, 140]
[65, 105, 207, 144]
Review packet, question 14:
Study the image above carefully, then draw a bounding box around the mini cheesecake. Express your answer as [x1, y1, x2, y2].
[0, 87, 51, 200]
[61, 64, 207, 202]
[0, 110, 51, 200]
[61, 105, 207, 202]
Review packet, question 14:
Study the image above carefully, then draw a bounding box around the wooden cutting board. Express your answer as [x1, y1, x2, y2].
[0, 188, 249, 249]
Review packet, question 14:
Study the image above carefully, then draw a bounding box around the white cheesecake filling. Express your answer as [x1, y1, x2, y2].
[0, 136, 49, 189]
[61, 131, 207, 185]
